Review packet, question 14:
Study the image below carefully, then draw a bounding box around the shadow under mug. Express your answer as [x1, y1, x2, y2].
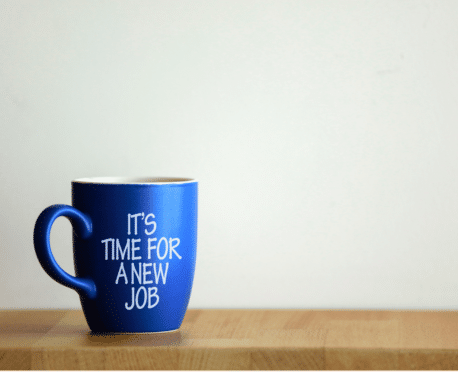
[33, 177, 198, 333]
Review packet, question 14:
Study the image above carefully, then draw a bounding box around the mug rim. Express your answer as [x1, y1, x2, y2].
[72, 177, 197, 185]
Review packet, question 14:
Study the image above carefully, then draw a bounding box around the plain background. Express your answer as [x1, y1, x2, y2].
[1, 0, 458, 310]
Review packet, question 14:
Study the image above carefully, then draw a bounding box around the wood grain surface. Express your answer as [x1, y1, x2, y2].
[1, 309, 458, 369]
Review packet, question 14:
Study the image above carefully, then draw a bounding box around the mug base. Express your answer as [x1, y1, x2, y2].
[89, 328, 180, 335]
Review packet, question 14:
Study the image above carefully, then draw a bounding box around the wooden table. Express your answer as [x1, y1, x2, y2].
[2, 309, 458, 370]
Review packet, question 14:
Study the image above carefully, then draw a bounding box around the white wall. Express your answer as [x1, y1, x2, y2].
[1, 0, 458, 310]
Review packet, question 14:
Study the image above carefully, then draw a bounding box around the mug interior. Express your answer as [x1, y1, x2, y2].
[73, 177, 196, 185]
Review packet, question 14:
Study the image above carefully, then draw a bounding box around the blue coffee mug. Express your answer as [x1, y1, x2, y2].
[33, 177, 198, 333]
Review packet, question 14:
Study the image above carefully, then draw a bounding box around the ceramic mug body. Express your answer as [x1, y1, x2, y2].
[34, 177, 198, 333]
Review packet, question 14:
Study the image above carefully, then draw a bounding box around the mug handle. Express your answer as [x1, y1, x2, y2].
[33, 204, 97, 299]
